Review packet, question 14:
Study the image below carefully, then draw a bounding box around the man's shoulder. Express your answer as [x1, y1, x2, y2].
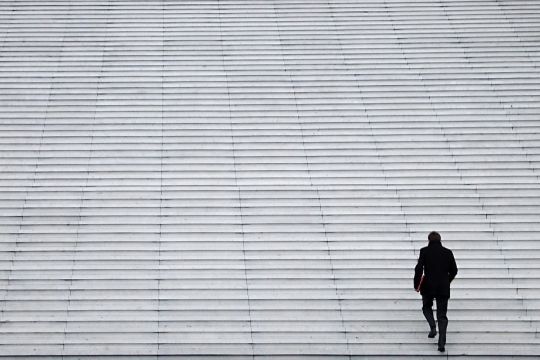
[441, 245, 455, 257]
[441, 245, 453, 253]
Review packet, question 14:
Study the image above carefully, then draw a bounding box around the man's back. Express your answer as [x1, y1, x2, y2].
[415, 241, 458, 298]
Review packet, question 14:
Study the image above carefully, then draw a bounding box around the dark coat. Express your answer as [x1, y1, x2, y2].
[414, 241, 458, 298]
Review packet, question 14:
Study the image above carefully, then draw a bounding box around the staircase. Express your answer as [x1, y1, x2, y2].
[1, 0, 540, 358]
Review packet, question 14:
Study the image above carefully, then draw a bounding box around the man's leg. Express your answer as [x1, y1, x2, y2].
[436, 297, 449, 351]
[422, 295, 437, 337]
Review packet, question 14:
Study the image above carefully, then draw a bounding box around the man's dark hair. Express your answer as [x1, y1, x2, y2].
[428, 231, 441, 242]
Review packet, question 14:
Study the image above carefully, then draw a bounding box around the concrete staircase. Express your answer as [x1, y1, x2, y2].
[1, 0, 540, 358]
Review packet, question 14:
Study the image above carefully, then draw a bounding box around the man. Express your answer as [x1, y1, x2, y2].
[414, 231, 458, 352]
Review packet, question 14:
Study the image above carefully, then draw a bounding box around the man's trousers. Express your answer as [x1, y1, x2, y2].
[422, 295, 449, 348]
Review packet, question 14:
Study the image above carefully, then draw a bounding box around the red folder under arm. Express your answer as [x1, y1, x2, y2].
[416, 275, 425, 292]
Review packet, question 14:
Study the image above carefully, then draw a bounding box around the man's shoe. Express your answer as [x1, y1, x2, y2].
[438, 345, 445, 352]
[428, 329, 437, 338]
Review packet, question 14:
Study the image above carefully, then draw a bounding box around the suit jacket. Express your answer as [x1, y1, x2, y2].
[414, 241, 458, 298]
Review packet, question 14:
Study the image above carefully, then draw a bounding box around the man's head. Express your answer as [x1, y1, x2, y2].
[428, 231, 441, 243]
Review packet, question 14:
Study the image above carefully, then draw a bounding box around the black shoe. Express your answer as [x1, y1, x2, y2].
[438, 345, 445, 352]
[428, 329, 437, 338]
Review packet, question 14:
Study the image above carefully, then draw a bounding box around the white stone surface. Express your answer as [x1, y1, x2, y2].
[0, 0, 540, 358]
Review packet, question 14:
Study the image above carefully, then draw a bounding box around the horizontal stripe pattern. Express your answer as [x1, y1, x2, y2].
[0, 0, 540, 358]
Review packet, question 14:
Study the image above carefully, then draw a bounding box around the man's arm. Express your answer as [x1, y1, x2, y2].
[449, 250, 458, 283]
[414, 249, 425, 290]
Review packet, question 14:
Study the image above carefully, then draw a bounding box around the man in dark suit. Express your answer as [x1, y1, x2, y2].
[414, 231, 458, 352]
